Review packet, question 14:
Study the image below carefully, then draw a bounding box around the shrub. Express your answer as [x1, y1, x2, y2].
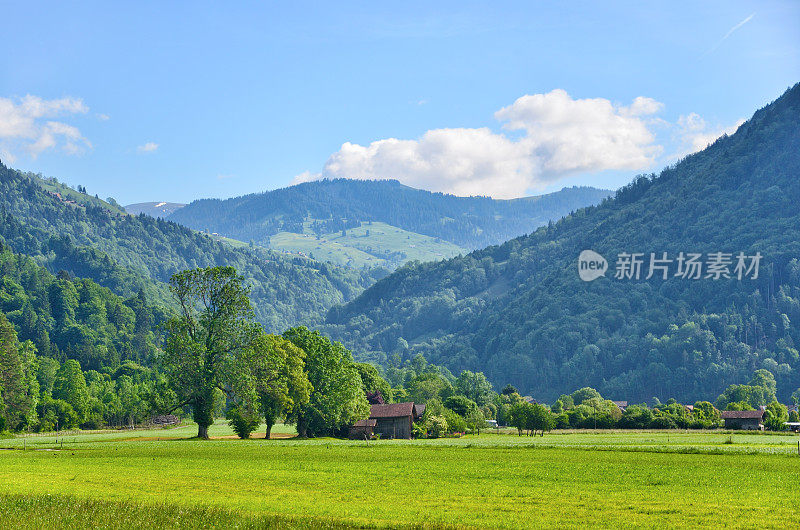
[426, 415, 448, 438]
[226, 408, 259, 439]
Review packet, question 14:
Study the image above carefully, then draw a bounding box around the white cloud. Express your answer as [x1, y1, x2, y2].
[217, 173, 235, 180]
[137, 142, 159, 153]
[96, 113, 110, 121]
[292, 170, 322, 184]
[0, 95, 90, 162]
[308, 89, 664, 198]
[673, 113, 745, 157]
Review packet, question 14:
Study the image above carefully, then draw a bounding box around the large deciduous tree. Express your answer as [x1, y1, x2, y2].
[162, 267, 259, 439]
[282, 326, 368, 437]
[234, 333, 312, 439]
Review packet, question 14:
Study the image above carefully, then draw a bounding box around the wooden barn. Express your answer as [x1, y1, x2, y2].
[348, 419, 377, 440]
[349, 402, 425, 440]
[720, 410, 764, 430]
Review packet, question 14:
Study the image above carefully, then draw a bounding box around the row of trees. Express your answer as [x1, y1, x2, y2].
[4, 265, 797, 438]
[162, 267, 369, 439]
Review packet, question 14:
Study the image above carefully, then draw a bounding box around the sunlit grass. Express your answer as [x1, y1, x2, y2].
[1, 425, 798, 528]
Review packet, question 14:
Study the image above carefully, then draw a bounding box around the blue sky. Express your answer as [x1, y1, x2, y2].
[1, 1, 798, 203]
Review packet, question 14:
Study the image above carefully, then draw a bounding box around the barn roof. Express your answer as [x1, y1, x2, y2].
[370, 402, 415, 418]
[721, 410, 764, 419]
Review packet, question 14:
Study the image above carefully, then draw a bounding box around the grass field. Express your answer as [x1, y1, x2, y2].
[1, 422, 798, 528]
[269, 221, 465, 269]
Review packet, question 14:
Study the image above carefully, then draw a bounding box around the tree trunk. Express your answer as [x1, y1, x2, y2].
[265, 423, 273, 440]
[198, 424, 209, 440]
[297, 417, 308, 438]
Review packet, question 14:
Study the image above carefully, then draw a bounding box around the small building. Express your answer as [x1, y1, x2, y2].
[612, 401, 629, 412]
[369, 402, 421, 439]
[784, 422, 800, 433]
[349, 401, 425, 440]
[348, 419, 377, 440]
[721, 410, 764, 430]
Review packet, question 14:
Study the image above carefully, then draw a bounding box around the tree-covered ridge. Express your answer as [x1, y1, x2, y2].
[0, 242, 164, 372]
[0, 164, 378, 331]
[169, 178, 611, 250]
[325, 83, 800, 404]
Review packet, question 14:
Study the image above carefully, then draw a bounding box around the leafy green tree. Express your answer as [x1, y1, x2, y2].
[454, 370, 493, 406]
[37, 396, 79, 431]
[715, 370, 776, 410]
[355, 363, 392, 402]
[52, 359, 88, 425]
[443, 395, 478, 417]
[726, 401, 754, 411]
[226, 406, 259, 439]
[508, 402, 531, 436]
[36, 357, 60, 397]
[618, 405, 653, 429]
[238, 333, 312, 439]
[570, 387, 602, 406]
[0, 314, 39, 431]
[763, 401, 788, 431]
[162, 267, 260, 439]
[407, 372, 453, 404]
[282, 327, 368, 437]
[527, 403, 555, 436]
[551, 394, 575, 413]
[692, 401, 719, 422]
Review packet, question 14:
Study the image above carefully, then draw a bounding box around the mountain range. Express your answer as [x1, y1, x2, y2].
[162, 181, 611, 269]
[2, 83, 798, 404]
[325, 83, 800, 403]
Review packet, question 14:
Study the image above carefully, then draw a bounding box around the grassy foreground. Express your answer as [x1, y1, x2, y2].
[1, 424, 798, 528]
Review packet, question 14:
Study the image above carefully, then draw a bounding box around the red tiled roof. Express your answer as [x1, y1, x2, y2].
[721, 410, 764, 419]
[369, 402, 415, 418]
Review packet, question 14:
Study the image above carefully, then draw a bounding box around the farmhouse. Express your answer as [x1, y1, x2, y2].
[720, 410, 764, 430]
[349, 402, 425, 439]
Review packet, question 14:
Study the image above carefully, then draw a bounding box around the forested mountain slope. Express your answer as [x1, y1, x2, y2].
[0, 242, 164, 371]
[169, 179, 611, 250]
[326, 83, 800, 403]
[0, 165, 377, 331]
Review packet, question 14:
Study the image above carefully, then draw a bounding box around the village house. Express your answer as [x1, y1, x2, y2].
[612, 401, 628, 412]
[349, 400, 425, 440]
[720, 410, 764, 430]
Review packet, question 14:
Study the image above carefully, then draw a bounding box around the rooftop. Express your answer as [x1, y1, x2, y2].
[369, 402, 415, 419]
[720, 410, 764, 419]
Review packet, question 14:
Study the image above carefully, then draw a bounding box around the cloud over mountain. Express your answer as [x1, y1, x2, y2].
[306, 90, 665, 198]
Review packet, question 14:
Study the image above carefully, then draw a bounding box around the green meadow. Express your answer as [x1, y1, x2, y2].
[269, 221, 465, 268]
[1, 423, 798, 528]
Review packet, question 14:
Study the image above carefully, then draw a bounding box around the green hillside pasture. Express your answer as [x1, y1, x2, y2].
[33, 175, 128, 216]
[1, 428, 798, 528]
[269, 221, 465, 269]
